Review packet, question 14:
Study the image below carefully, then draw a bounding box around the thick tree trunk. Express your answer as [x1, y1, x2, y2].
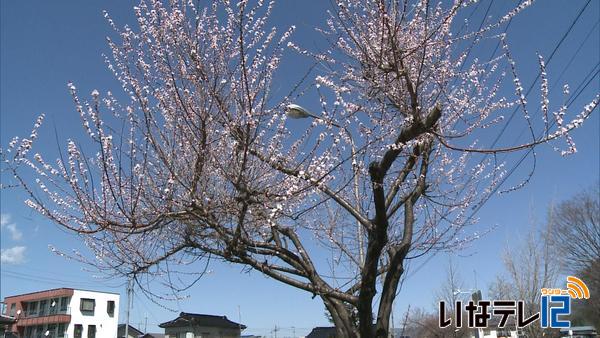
[323, 298, 359, 337]
[357, 229, 385, 338]
[374, 247, 409, 337]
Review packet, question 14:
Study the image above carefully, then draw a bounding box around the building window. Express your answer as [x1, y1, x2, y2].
[107, 300, 115, 316]
[58, 323, 66, 338]
[49, 298, 59, 314]
[60, 297, 69, 312]
[87, 325, 96, 338]
[74, 324, 83, 338]
[39, 299, 47, 316]
[9, 303, 16, 316]
[80, 298, 95, 314]
[47, 324, 57, 338]
[35, 325, 44, 338]
[25, 326, 33, 338]
[28, 301, 38, 317]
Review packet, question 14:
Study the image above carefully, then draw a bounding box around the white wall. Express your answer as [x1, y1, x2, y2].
[476, 329, 518, 338]
[68, 290, 120, 338]
[164, 326, 241, 338]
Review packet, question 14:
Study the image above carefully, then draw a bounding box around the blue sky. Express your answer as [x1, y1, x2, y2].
[1, 1, 598, 337]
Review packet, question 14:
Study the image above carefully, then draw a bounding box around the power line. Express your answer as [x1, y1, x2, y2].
[407, 62, 598, 284]
[400, 0, 521, 280]
[487, 0, 592, 149]
[133, 292, 162, 331]
[508, 59, 600, 156]
[470, 64, 599, 216]
[1, 268, 124, 288]
[551, 19, 599, 90]
[462, 0, 594, 215]
[406, 2, 597, 279]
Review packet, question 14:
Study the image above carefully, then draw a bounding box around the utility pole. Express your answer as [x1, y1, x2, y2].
[238, 305, 242, 332]
[144, 313, 148, 333]
[125, 276, 133, 338]
[401, 304, 410, 338]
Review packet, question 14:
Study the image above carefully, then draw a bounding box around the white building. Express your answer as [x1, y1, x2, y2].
[472, 328, 519, 338]
[3, 288, 120, 338]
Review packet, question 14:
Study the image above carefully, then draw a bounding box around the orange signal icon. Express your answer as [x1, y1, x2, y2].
[566, 276, 590, 299]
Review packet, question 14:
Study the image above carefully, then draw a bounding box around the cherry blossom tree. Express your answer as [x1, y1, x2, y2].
[2, 0, 597, 336]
